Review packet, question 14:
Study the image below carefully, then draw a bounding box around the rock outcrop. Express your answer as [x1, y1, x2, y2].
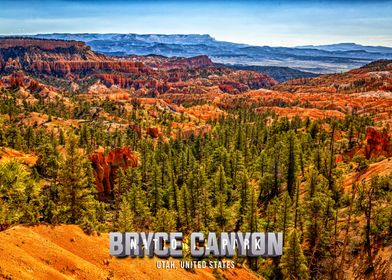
[0, 38, 277, 95]
[364, 127, 391, 159]
[0, 37, 86, 50]
[146, 127, 163, 138]
[161, 55, 215, 69]
[89, 146, 138, 197]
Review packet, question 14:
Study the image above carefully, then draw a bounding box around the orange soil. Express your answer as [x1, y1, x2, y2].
[256, 106, 345, 120]
[0, 147, 37, 166]
[182, 105, 226, 121]
[0, 225, 262, 280]
[343, 158, 392, 189]
[162, 88, 392, 122]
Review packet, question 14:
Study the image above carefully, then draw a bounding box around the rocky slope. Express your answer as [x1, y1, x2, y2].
[0, 38, 276, 96]
[222, 64, 318, 82]
[0, 225, 261, 280]
[274, 59, 392, 93]
[161, 59, 392, 124]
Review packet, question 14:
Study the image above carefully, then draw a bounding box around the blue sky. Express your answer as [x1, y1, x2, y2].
[1, 0, 392, 47]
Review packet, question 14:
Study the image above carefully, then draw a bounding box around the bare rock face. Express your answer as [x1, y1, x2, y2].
[30, 61, 148, 78]
[161, 55, 215, 69]
[0, 38, 87, 50]
[0, 38, 277, 96]
[89, 147, 138, 197]
[365, 127, 391, 159]
[0, 38, 149, 78]
[146, 127, 163, 138]
[9, 71, 25, 88]
[180, 124, 211, 139]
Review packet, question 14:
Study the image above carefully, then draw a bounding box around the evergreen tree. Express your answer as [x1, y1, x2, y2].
[36, 141, 60, 179]
[245, 183, 258, 232]
[235, 171, 249, 231]
[280, 229, 310, 280]
[153, 208, 176, 232]
[354, 175, 392, 277]
[0, 160, 41, 229]
[286, 131, 297, 198]
[113, 168, 127, 223]
[179, 183, 191, 231]
[124, 167, 150, 229]
[113, 197, 134, 232]
[279, 192, 292, 243]
[57, 133, 98, 226]
[213, 165, 233, 231]
[304, 182, 335, 278]
[149, 160, 162, 215]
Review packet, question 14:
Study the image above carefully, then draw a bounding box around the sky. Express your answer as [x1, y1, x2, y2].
[1, 0, 392, 47]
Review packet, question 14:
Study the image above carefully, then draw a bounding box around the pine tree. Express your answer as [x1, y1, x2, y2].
[280, 229, 310, 280]
[192, 165, 208, 231]
[199, 167, 213, 231]
[213, 165, 233, 231]
[213, 164, 227, 206]
[149, 160, 162, 215]
[113, 168, 127, 223]
[0, 160, 41, 229]
[113, 197, 134, 232]
[59, 128, 65, 145]
[279, 192, 292, 243]
[153, 208, 176, 232]
[271, 140, 283, 200]
[286, 131, 297, 198]
[354, 175, 392, 277]
[235, 171, 249, 231]
[258, 150, 269, 179]
[245, 183, 258, 232]
[125, 167, 150, 229]
[36, 141, 60, 179]
[179, 183, 191, 231]
[57, 133, 98, 226]
[304, 182, 335, 278]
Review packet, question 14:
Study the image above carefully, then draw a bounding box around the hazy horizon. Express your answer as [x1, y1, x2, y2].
[1, 0, 392, 47]
[3, 32, 392, 48]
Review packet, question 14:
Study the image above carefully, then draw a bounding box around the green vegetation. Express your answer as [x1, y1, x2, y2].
[0, 87, 391, 279]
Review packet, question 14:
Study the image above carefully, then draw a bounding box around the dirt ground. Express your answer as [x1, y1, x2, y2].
[0, 224, 261, 280]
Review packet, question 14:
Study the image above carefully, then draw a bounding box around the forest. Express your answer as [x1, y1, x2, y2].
[0, 84, 391, 279]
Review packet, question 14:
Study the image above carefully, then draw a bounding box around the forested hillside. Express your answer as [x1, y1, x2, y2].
[0, 38, 391, 279]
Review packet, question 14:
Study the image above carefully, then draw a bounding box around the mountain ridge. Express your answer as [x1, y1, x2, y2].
[19, 33, 392, 73]
[298, 42, 392, 53]
[0, 37, 276, 96]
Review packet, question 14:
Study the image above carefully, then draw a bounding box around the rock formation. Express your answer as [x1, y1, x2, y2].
[89, 146, 138, 197]
[0, 38, 277, 95]
[146, 127, 163, 138]
[364, 127, 391, 159]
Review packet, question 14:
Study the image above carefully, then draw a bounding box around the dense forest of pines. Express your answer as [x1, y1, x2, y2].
[0, 87, 391, 279]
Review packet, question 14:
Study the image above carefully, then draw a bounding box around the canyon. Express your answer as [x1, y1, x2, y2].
[0, 38, 276, 96]
[2, 38, 392, 198]
[1, 37, 392, 280]
[30, 33, 392, 73]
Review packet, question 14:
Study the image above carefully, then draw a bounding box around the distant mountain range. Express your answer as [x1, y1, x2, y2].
[22, 34, 392, 73]
[298, 43, 392, 54]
